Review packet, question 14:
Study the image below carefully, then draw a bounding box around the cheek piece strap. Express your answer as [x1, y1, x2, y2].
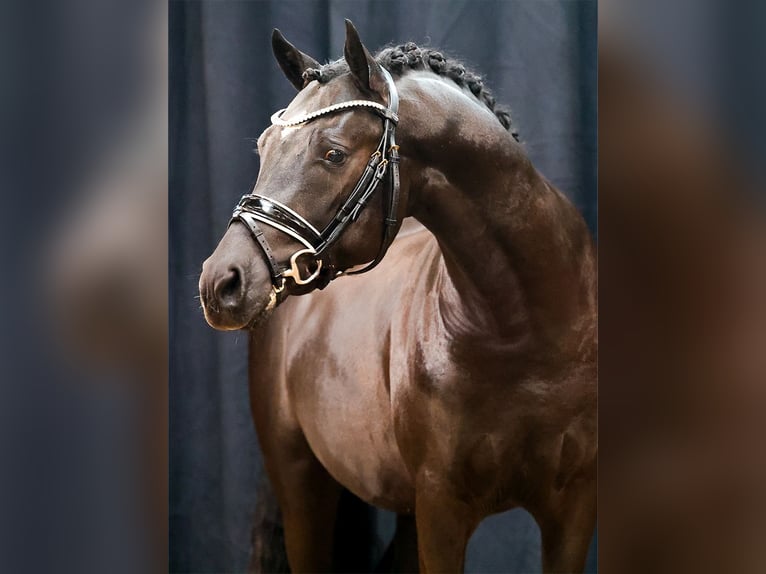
[229, 67, 400, 294]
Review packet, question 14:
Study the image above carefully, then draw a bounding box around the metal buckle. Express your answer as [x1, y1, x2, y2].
[280, 248, 323, 286]
[375, 158, 389, 177]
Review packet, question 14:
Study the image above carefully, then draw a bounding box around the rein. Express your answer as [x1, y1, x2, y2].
[230, 68, 401, 294]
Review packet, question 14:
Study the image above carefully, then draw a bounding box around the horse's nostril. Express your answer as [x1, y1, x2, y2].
[215, 266, 244, 306]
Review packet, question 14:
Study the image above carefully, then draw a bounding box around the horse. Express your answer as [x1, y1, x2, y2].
[199, 20, 597, 573]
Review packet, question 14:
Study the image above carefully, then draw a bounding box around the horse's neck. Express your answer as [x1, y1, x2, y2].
[399, 75, 596, 356]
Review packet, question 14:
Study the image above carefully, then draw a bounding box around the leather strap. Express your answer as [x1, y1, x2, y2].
[348, 120, 400, 275]
[230, 212, 287, 278]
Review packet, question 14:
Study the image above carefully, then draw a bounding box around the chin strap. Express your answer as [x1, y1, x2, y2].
[230, 67, 401, 293]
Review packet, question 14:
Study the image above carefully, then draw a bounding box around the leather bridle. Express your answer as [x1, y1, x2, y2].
[230, 67, 401, 295]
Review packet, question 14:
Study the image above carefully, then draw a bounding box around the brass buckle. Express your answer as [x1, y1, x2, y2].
[281, 248, 323, 286]
[375, 158, 389, 177]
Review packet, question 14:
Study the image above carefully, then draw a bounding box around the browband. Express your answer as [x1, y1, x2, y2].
[230, 67, 401, 295]
[270, 100, 399, 127]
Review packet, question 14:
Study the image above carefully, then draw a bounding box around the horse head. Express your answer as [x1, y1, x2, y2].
[200, 20, 407, 330]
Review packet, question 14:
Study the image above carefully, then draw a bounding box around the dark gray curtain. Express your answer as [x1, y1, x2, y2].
[170, 1, 597, 572]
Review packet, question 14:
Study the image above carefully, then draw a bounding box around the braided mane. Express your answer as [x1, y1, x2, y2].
[302, 42, 520, 142]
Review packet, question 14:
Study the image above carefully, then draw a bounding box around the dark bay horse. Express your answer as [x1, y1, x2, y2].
[199, 21, 597, 573]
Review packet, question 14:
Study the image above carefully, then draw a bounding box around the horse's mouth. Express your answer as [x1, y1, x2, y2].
[200, 286, 278, 331]
[243, 289, 280, 330]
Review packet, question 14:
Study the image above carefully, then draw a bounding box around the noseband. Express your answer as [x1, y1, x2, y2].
[230, 68, 400, 294]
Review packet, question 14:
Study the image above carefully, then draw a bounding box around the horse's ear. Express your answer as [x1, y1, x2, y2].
[343, 19, 386, 97]
[271, 29, 320, 91]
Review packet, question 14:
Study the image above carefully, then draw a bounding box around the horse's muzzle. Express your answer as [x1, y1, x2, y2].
[199, 224, 274, 330]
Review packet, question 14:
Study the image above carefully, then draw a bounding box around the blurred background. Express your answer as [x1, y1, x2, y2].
[599, 1, 766, 572]
[170, 1, 596, 572]
[0, 0, 166, 573]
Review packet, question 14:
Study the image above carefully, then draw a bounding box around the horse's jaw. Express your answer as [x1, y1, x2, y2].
[244, 289, 280, 330]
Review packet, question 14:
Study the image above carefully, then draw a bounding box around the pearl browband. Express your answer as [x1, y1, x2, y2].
[270, 100, 398, 128]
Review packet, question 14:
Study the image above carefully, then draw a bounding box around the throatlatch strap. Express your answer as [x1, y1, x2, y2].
[347, 122, 400, 276]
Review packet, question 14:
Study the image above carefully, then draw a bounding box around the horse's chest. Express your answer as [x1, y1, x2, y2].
[288, 356, 416, 512]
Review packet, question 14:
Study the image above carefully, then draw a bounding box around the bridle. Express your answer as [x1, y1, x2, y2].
[229, 67, 400, 295]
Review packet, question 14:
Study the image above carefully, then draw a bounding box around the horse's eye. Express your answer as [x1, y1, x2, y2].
[324, 149, 346, 164]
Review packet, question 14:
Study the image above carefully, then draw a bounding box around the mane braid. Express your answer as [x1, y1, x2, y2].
[301, 42, 520, 142]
